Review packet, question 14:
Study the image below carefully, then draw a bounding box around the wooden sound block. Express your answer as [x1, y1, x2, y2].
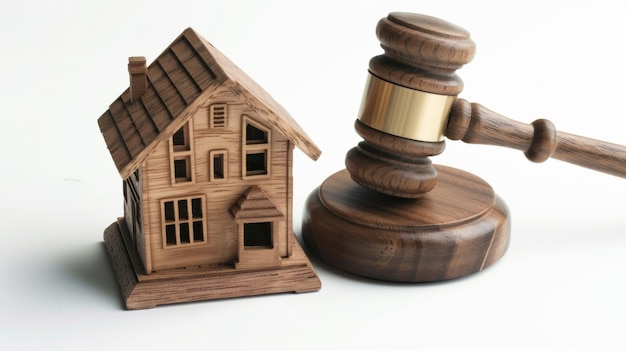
[302, 165, 510, 282]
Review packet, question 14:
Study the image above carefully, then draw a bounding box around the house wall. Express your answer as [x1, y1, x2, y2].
[139, 88, 293, 272]
[122, 168, 149, 270]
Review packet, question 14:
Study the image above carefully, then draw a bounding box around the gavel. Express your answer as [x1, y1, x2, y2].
[302, 12, 626, 283]
[345, 12, 626, 198]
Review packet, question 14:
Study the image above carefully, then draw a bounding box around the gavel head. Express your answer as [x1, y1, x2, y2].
[345, 12, 476, 198]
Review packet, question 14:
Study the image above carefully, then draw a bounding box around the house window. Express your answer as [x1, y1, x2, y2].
[246, 123, 267, 144]
[246, 151, 267, 175]
[243, 222, 273, 249]
[209, 150, 227, 181]
[169, 122, 195, 185]
[242, 117, 271, 178]
[161, 196, 206, 248]
[172, 128, 187, 150]
[173, 157, 191, 180]
[210, 104, 227, 128]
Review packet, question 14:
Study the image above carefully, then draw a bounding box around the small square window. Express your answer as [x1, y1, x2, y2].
[244, 222, 272, 248]
[173, 157, 191, 182]
[246, 151, 267, 176]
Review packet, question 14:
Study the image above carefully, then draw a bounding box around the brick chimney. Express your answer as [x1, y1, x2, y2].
[128, 56, 147, 103]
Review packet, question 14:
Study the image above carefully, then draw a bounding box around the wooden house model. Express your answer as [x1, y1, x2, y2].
[98, 28, 321, 309]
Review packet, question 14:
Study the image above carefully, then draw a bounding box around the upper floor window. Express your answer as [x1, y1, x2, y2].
[242, 116, 271, 178]
[169, 122, 195, 185]
[244, 222, 273, 249]
[209, 149, 228, 181]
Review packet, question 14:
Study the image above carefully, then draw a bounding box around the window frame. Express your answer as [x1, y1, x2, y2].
[160, 195, 207, 249]
[243, 221, 273, 249]
[209, 149, 228, 181]
[169, 122, 195, 185]
[242, 116, 271, 179]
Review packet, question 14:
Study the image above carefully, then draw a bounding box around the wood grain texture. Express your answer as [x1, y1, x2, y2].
[376, 12, 475, 75]
[370, 12, 474, 95]
[104, 218, 320, 309]
[368, 55, 464, 96]
[302, 166, 510, 282]
[354, 118, 445, 158]
[345, 120, 444, 198]
[137, 101, 294, 272]
[345, 13, 476, 198]
[99, 28, 322, 276]
[448, 98, 626, 178]
[98, 28, 320, 180]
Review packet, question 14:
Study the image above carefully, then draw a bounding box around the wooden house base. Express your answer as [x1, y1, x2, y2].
[103, 218, 321, 310]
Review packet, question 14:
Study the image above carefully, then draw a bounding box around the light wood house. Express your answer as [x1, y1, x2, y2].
[98, 28, 321, 309]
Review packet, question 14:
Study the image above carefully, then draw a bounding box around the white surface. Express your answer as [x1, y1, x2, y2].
[1, 1, 625, 350]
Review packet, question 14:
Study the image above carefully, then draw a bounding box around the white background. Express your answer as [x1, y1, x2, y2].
[1, 0, 625, 350]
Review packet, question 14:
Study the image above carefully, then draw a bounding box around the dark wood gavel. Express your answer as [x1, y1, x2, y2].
[345, 12, 626, 198]
[303, 12, 625, 283]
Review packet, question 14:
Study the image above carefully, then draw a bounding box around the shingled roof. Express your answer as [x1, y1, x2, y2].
[98, 28, 321, 179]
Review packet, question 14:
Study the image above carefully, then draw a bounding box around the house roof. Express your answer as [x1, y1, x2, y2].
[98, 28, 321, 179]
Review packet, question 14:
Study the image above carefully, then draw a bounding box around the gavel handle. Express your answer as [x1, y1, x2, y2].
[447, 98, 626, 178]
